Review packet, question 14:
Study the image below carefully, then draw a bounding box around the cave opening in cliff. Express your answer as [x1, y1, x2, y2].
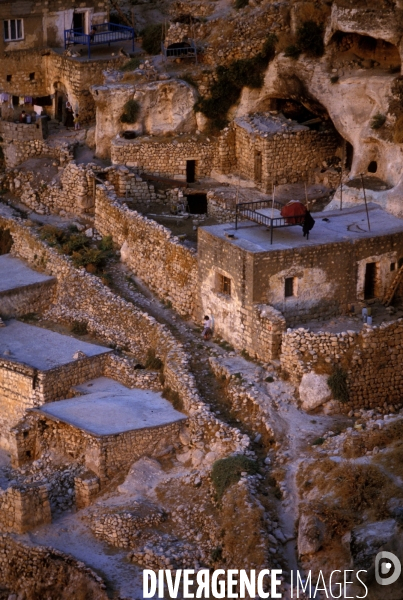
[368, 160, 378, 173]
[330, 31, 401, 71]
[0, 228, 13, 255]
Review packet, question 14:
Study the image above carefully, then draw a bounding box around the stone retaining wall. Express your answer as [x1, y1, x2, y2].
[0, 483, 51, 533]
[95, 186, 198, 316]
[281, 320, 403, 412]
[0, 535, 108, 598]
[0, 277, 56, 318]
[26, 414, 185, 485]
[0, 213, 247, 462]
[111, 136, 218, 181]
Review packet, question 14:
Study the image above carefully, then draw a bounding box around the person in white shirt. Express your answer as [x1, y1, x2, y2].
[202, 315, 212, 340]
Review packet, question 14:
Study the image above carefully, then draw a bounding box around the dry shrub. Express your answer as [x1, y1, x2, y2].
[211, 455, 259, 500]
[220, 484, 266, 568]
[374, 442, 403, 478]
[276, 31, 297, 53]
[343, 418, 403, 457]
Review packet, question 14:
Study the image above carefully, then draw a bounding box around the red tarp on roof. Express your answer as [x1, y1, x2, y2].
[280, 200, 307, 224]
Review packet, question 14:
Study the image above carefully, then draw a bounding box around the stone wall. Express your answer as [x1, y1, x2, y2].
[233, 122, 340, 192]
[0, 213, 248, 462]
[0, 536, 108, 598]
[1, 137, 74, 169]
[95, 186, 198, 316]
[27, 415, 184, 485]
[281, 319, 403, 412]
[0, 49, 125, 124]
[0, 117, 48, 142]
[105, 165, 180, 207]
[0, 353, 109, 451]
[111, 135, 218, 181]
[4, 161, 97, 214]
[0, 277, 56, 318]
[0, 483, 51, 533]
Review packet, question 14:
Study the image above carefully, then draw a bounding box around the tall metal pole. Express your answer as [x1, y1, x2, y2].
[361, 174, 371, 232]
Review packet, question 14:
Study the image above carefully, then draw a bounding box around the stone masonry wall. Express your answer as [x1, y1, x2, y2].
[0, 213, 248, 461]
[95, 186, 198, 316]
[111, 136, 218, 181]
[234, 124, 340, 192]
[4, 161, 97, 214]
[0, 483, 51, 533]
[0, 535, 108, 598]
[281, 319, 403, 412]
[0, 277, 56, 318]
[30, 416, 184, 485]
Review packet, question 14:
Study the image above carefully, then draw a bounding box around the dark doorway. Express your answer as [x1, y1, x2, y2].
[56, 92, 64, 121]
[364, 262, 377, 299]
[345, 141, 354, 170]
[187, 193, 207, 214]
[186, 160, 196, 184]
[254, 151, 262, 183]
[0, 228, 13, 255]
[73, 12, 84, 31]
[368, 161, 378, 173]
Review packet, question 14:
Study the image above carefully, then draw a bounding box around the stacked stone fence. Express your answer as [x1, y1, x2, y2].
[95, 185, 198, 316]
[0, 117, 48, 142]
[111, 136, 218, 181]
[0, 213, 247, 460]
[23, 414, 184, 486]
[281, 320, 403, 412]
[105, 165, 180, 207]
[0, 483, 51, 533]
[0, 536, 108, 597]
[0, 137, 74, 169]
[3, 161, 96, 215]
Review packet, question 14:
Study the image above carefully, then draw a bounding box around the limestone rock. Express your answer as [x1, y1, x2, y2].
[299, 372, 332, 411]
[120, 241, 130, 263]
[298, 513, 325, 555]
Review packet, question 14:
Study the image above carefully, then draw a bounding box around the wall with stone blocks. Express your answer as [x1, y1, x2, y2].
[0, 278, 56, 318]
[0, 483, 51, 533]
[1, 137, 74, 169]
[234, 124, 340, 192]
[27, 415, 184, 485]
[105, 166, 180, 208]
[95, 186, 198, 316]
[0, 353, 108, 451]
[111, 136, 218, 181]
[281, 319, 403, 412]
[0, 117, 48, 142]
[91, 506, 165, 548]
[0, 536, 108, 597]
[4, 161, 98, 214]
[0, 214, 246, 460]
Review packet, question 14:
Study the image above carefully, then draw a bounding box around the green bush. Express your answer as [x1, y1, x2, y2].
[296, 20, 324, 57]
[121, 57, 141, 72]
[371, 113, 386, 130]
[71, 247, 108, 270]
[235, 0, 249, 7]
[328, 366, 349, 403]
[62, 233, 90, 255]
[141, 23, 164, 55]
[120, 99, 140, 124]
[195, 34, 277, 129]
[284, 44, 301, 59]
[211, 455, 259, 500]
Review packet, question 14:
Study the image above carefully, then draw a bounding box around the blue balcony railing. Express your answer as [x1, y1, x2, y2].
[64, 22, 135, 59]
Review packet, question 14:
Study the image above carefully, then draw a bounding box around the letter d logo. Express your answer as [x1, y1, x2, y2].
[375, 551, 401, 586]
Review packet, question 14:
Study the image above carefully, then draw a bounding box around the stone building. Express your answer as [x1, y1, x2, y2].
[225, 113, 341, 193]
[198, 204, 403, 360]
[0, 0, 108, 53]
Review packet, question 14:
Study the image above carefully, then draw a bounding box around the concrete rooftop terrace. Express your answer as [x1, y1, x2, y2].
[201, 204, 403, 252]
[37, 377, 186, 435]
[0, 320, 111, 370]
[0, 254, 55, 293]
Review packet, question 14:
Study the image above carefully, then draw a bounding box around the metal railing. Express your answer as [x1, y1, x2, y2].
[235, 199, 307, 244]
[161, 40, 197, 63]
[64, 22, 135, 59]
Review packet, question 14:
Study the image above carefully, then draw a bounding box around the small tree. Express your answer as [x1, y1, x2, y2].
[120, 99, 140, 124]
